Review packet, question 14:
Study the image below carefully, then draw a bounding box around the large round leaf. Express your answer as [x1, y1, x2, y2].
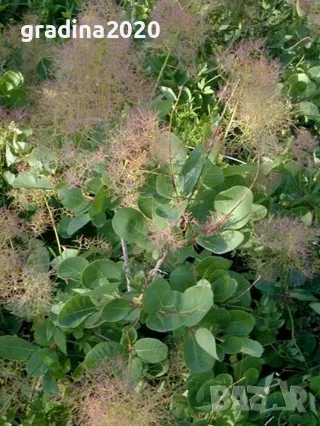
[220, 336, 243, 354]
[152, 131, 187, 166]
[179, 283, 214, 327]
[212, 273, 238, 303]
[58, 257, 89, 281]
[82, 259, 122, 289]
[112, 208, 147, 244]
[197, 230, 244, 254]
[101, 299, 132, 322]
[214, 186, 253, 229]
[134, 338, 168, 364]
[239, 338, 264, 358]
[183, 334, 215, 373]
[224, 310, 255, 336]
[84, 341, 122, 369]
[58, 186, 90, 215]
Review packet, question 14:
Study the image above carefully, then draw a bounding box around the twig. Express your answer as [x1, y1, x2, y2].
[121, 238, 132, 292]
[233, 275, 261, 301]
[167, 85, 184, 195]
[223, 155, 246, 164]
[150, 250, 168, 279]
[143, 251, 169, 292]
[45, 199, 62, 256]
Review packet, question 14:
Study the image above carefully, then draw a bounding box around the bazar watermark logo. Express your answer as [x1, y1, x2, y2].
[211, 380, 307, 414]
[21, 19, 160, 42]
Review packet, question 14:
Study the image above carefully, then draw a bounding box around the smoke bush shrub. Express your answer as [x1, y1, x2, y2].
[0, 0, 319, 425]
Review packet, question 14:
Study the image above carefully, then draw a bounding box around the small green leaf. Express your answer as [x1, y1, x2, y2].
[170, 266, 196, 292]
[67, 213, 91, 235]
[201, 162, 224, 188]
[195, 328, 219, 360]
[152, 131, 187, 165]
[308, 66, 320, 83]
[43, 373, 59, 394]
[143, 279, 173, 314]
[220, 336, 243, 354]
[251, 204, 268, 221]
[179, 284, 214, 327]
[54, 328, 67, 355]
[213, 274, 238, 303]
[299, 101, 320, 119]
[310, 302, 320, 315]
[26, 348, 50, 377]
[310, 376, 320, 396]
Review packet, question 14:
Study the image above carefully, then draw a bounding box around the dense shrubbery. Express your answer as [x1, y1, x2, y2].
[0, 0, 320, 425]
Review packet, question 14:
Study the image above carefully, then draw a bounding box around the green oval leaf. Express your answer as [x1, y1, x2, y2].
[82, 259, 122, 289]
[0, 336, 38, 361]
[84, 341, 122, 369]
[224, 310, 255, 336]
[195, 328, 219, 360]
[58, 257, 89, 281]
[58, 295, 96, 328]
[197, 230, 244, 254]
[183, 333, 215, 373]
[101, 299, 132, 323]
[214, 186, 253, 229]
[134, 338, 168, 364]
[112, 208, 147, 244]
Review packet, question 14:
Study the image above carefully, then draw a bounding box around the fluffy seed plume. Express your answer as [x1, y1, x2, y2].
[248, 216, 319, 280]
[150, 0, 211, 71]
[218, 39, 292, 157]
[107, 108, 159, 205]
[26, 208, 52, 236]
[0, 360, 32, 415]
[33, 0, 150, 136]
[291, 129, 318, 169]
[70, 362, 173, 426]
[74, 235, 111, 257]
[7, 188, 56, 211]
[0, 207, 25, 248]
[292, 0, 318, 14]
[148, 220, 186, 252]
[55, 143, 104, 188]
[0, 248, 55, 319]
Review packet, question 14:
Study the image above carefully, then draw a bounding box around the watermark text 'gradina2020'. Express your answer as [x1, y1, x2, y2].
[21, 19, 160, 42]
